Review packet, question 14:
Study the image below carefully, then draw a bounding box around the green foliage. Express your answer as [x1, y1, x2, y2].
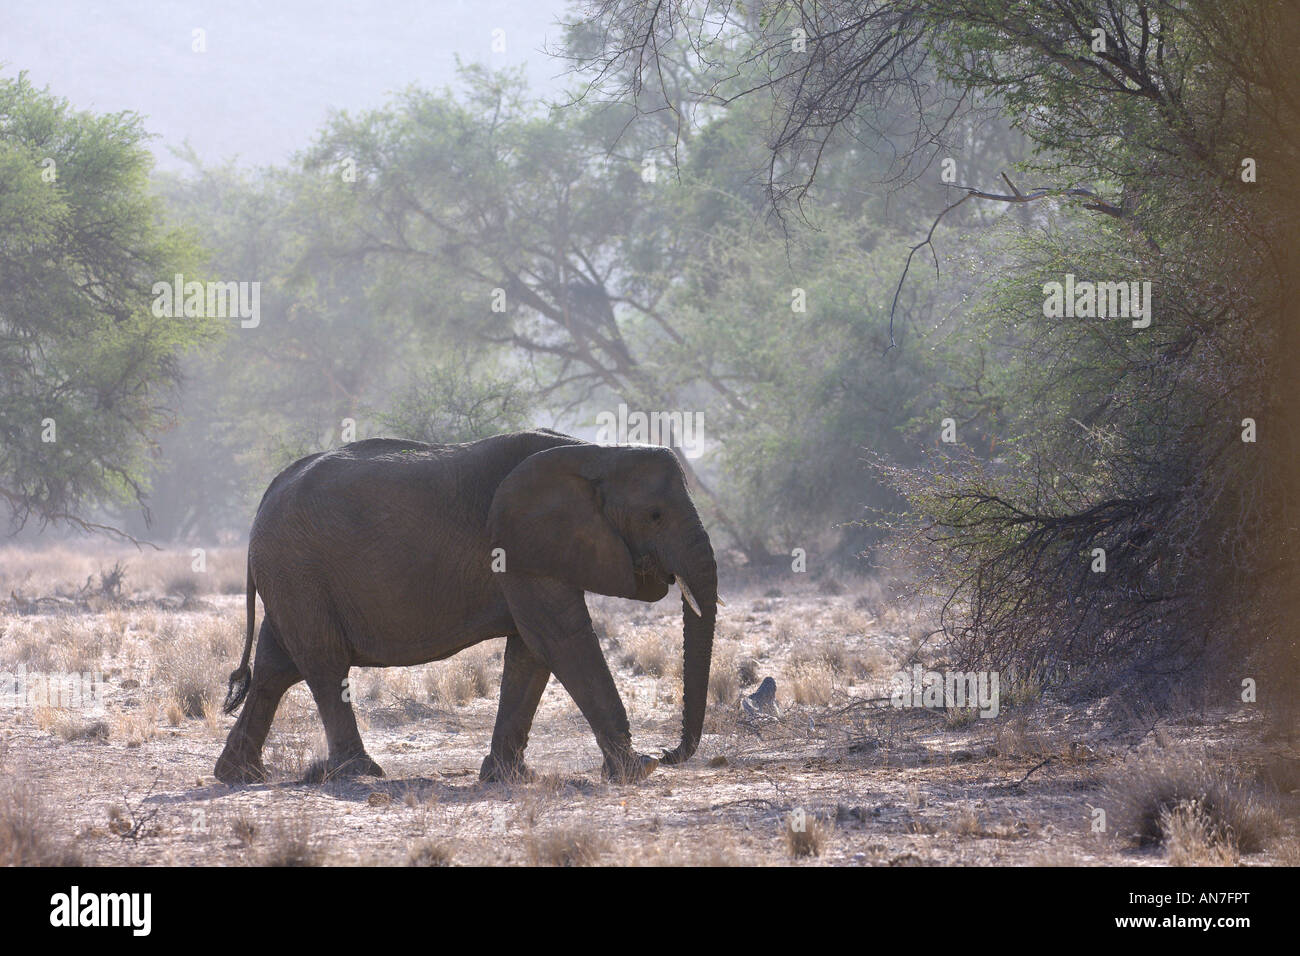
[878, 1, 1299, 691]
[377, 358, 532, 445]
[133, 143, 528, 539]
[565, 0, 1300, 697]
[0, 72, 209, 533]
[135, 57, 1020, 564]
[664, 213, 943, 559]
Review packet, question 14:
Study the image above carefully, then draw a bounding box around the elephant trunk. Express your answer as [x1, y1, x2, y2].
[661, 521, 717, 766]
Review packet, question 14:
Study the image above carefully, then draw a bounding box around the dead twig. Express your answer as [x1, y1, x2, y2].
[686, 798, 782, 813]
[1013, 756, 1055, 787]
[886, 173, 1158, 352]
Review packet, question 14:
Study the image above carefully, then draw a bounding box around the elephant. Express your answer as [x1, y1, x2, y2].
[213, 429, 717, 785]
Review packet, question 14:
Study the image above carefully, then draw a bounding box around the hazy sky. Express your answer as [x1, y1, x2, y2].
[0, 0, 574, 171]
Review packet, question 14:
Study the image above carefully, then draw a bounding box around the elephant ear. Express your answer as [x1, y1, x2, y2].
[488, 444, 638, 599]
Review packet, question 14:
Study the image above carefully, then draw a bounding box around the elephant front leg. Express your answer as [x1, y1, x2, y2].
[481, 633, 550, 783]
[500, 576, 658, 783]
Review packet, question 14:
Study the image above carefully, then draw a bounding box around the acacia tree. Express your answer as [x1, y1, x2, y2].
[291, 52, 1023, 566]
[137, 147, 534, 541]
[299, 66, 781, 559]
[570, 1, 1300, 703]
[891, 1, 1300, 698]
[0, 73, 209, 537]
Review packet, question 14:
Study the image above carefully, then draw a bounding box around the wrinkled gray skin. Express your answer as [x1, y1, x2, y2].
[214, 430, 717, 785]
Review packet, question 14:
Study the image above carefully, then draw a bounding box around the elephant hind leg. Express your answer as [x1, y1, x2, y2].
[300, 669, 384, 783]
[215, 619, 302, 785]
[481, 634, 551, 783]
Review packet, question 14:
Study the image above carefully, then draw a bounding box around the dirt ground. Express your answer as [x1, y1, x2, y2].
[1, 546, 1297, 866]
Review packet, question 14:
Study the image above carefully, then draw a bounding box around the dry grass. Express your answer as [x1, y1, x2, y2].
[0, 544, 246, 599]
[260, 811, 328, 866]
[906, 781, 927, 809]
[423, 645, 497, 706]
[1002, 669, 1046, 708]
[828, 605, 876, 634]
[158, 551, 245, 598]
[789, 660, 834, 706]
[993, 712, 1045, 757]
[2, 558, 1293, 869]
[164, 699, 185, 726]
[1105, 750, 1281, 853]
[1273, 842, 1300, 865]
[1256, 752, 1300, 794]
[784, 810, 832, 858]
[111, 707, 160, 747]
[0, 619, 56, 670]
[231, 813, 258, 847]
[590, 613, 621, 645]
[770, 612, 799, 644]
[789, 639, 888, 686]
[407, 838, 454, 866]
[525, 826, 608, 866]
[162, 569, 202, 599]
[1, 615, 128, 677]
[708, 643, 740, 704]
[945, 706, 981, 729]
[55, 617, 120, 671]
[35, 708, 110, 742]
[196, 614, 241, 661]
[944, 809, 1026, 841]
[154, 619, 234, 717]
[627, 837, 740, 866]
[621, 628, 680, 679]
[830, 647, 892, 682]
[156, 651, 215, 717]
[1161, 799, 1240, 866]
[0, 778, 83, 865]
[818, 576, 845, 596]
[204, 552, 248, 596]
[952, 808, 983, 837]
[850, 577, 888, 615]
[357, 670, 389, 703]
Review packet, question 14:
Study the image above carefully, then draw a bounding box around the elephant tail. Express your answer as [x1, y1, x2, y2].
[222, 557, 256, 715]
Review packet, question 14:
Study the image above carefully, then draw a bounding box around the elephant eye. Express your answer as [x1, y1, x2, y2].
[650, 508, 663, 522]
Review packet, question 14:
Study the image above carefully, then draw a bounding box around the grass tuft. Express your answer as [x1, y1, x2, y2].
[1105, 750, 1281, 854]
[525, 826, 608, 866]
[0, 779, 83, 866]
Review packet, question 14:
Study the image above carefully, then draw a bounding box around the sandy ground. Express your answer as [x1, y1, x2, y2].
[1, 562, 1297, 866]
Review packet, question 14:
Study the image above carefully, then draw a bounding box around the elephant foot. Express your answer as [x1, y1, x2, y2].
[601, 752, 659, 784]
[480, 753, 536, 784]
[214, 750, 267, 785]
[301, 752, 385, 784]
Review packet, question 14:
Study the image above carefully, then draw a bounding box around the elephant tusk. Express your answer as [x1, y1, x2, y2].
[716, 595, 727, 607]
[678, 578, 703, 617]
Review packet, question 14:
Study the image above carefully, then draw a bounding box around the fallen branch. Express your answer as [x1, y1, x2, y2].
[829, 695, 893, 717]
